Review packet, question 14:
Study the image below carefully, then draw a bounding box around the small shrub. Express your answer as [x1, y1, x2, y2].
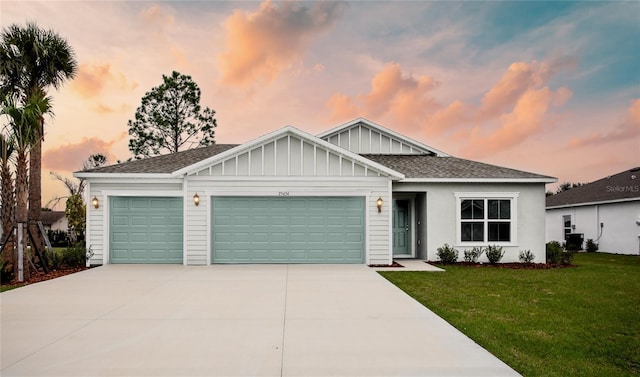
[46, 248, 61, 270]
[436, 244, 459, 263]
[485, 245, 505, 264]
[463, 247, 484, 263]
[560, 250, 575, 265]
[586, 239, 599, 253]
[546, 241, 574, 265]
[61, 242, 92, 268]
[1, 260, 14, 284]
[46, 229, 70, 247]
[519, 249, 535, 263]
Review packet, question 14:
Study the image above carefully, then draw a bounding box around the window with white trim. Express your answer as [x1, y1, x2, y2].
[455, 193, 518, 245]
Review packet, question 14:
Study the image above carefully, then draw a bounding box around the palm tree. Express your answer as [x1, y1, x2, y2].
[1, 133, 16, 273]
[0, 22, 77, 257]
[1, 93, 52, 281]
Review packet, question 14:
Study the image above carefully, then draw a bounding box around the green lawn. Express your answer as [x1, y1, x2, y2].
[380, 253, 640, 377]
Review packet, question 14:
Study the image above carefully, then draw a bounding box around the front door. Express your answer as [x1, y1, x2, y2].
[393, 199, 411, 256]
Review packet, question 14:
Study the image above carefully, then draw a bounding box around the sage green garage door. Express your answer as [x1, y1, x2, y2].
[212, 197, 365, 263]
[110, 197, 183, 264]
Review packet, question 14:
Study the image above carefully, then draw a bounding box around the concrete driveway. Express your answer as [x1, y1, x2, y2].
[1, 264, 518, 376]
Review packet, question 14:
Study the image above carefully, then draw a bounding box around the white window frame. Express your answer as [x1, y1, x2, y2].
[454, 192, 519, 247]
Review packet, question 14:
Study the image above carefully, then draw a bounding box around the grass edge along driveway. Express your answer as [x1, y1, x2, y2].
[380, 253, 640, 377]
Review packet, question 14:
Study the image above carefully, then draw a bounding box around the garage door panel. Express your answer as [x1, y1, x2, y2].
[110, 197, 183, 264]
[212, 197, 364, 264]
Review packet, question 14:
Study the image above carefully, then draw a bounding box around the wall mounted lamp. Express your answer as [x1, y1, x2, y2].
[193, 193, 200, 206]
[92, 196, 99, 209]
[376, 197, 383, 213]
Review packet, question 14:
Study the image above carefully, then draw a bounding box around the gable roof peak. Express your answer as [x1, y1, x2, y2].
[317, 117, 450, 157]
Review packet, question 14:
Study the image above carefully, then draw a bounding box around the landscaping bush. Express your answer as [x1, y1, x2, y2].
[519, 249, 535, 263]
[46, 248, 61, 270]
[1, 260, 14, 284]
[463, 247, 484, 263]
[546, 241, 574, 265]
[485, 245, 505, 264]
[47, 229, 70, 247]
[436, 244, 459, 263]
[586, 239, 599, 253]
[61, 242, 93, 268]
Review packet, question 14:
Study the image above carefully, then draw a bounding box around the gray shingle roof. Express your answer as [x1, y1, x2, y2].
[41, 211, 66, 225]
[361, 154, 554, 180]
[82, 144, 239, 174]
[546, 167, 640, 207]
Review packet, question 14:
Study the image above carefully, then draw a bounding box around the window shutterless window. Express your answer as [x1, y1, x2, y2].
[455, 193, 518, 246]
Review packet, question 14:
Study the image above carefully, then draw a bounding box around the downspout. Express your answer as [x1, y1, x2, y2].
[596, 204, 604, 242]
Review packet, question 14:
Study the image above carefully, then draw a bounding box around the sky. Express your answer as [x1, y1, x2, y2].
[2, 0, 639, 209]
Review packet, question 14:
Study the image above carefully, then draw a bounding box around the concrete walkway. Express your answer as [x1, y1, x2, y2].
[371, 259, 444, 272]
[1, 265, 518, 376]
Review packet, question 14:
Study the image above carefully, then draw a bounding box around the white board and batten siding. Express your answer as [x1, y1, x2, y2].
[193, 134, 386, 178]
[185, 179, 391, 265]
[319, 120, 445, 155]
[86, 181, 183, 266]
[183, 132, 397, 265]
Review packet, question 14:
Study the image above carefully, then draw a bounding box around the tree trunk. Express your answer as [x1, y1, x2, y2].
[16, 152, 29, 281]
[28, 132, 45, 261]
[1, 162, 16, 273]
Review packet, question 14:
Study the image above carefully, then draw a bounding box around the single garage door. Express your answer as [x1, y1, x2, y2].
[212, 196, 365, 263]
[110, 197, 183, 264]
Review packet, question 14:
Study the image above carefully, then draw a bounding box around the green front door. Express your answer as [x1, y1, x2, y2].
[393, 199, 410, 255]
[212, 196, 365, 263]
[110, 197, 183, 263]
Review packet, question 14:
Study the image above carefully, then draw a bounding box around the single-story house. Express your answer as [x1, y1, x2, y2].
[546, 167, 640, 255]
[41, 211, 68, 232]
[75, 118, 555, 266]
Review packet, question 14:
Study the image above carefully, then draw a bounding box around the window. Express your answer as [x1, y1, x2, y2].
[456, 193, 518, 245]
[563, 215, 572, 240]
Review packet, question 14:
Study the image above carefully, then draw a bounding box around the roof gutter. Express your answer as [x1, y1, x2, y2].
[546, 196, 640, 209]
[73, 172, 175, 179]
[399, 177, 557, 183]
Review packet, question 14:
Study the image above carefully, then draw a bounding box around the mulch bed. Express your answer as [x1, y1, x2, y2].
[1, 266, 88, 288]
[429, 261, 576, 269]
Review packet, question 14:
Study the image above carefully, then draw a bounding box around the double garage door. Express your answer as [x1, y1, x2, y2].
[213, 197, 365, 264]
[110, 196, 365, 264]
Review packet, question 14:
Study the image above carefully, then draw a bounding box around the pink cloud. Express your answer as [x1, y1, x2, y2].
[43, 133, 126, 172]
[217, 0, 346, 86]
[325, 58, 581, 157]
[460, 86, 572, 158]
[140, 5, 175, 32]
[327, 62, 440, 133]
[71, 63, 137, 98]
[568, 99, 640, 148]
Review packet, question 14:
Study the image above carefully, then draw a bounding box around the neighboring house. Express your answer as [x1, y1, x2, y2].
[546, 167, 640, 255]
[41, 211, 68, 232]
[75, 118, 555, 266]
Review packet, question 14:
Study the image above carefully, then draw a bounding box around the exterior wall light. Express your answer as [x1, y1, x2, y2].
[376, 197, 383, 213]
[193, 193, 200, 206]
[92, 197, 99, 209]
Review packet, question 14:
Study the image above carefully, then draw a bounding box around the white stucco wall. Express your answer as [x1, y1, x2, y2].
[546, 200, 640, 255]
[395, 182, 547, 263]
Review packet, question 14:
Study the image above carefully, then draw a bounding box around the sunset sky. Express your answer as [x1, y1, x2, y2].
[2, 1, 639, 209]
